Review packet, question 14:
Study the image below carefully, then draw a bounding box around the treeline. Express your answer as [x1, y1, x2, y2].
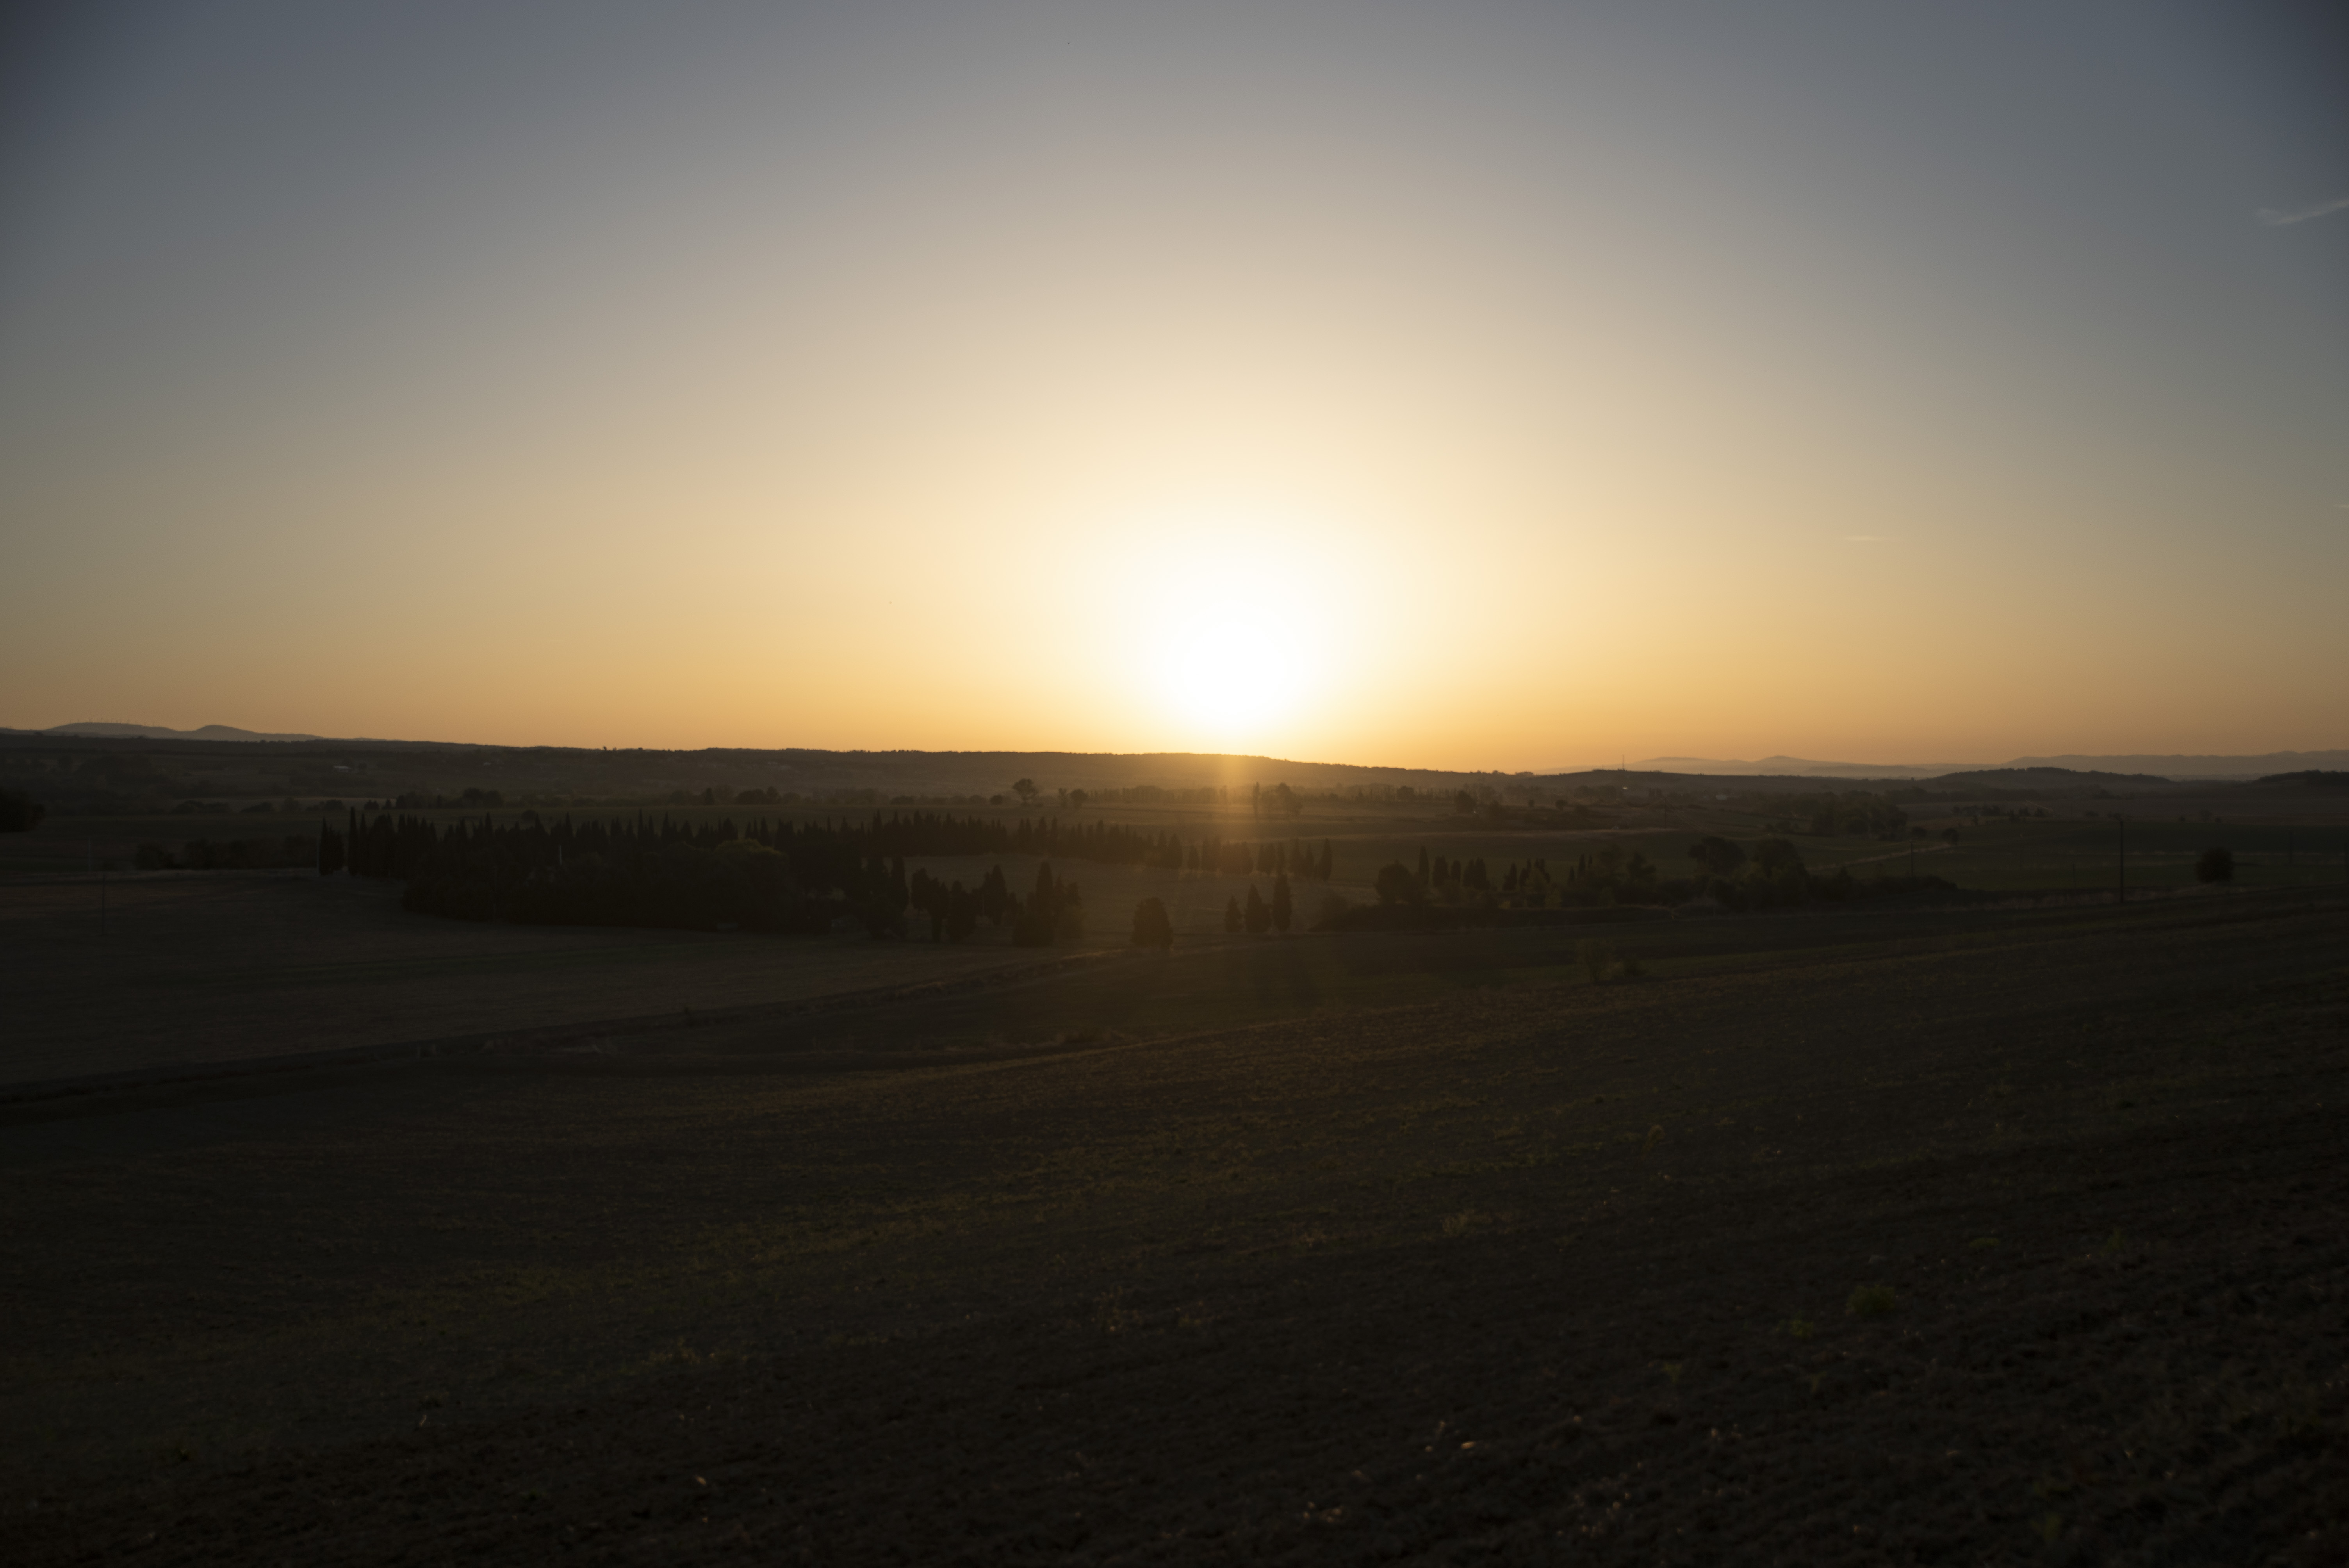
[326, 806, 1325, 886]
[312, 807, 1108, 943]
[1365, 837, 1949, 916]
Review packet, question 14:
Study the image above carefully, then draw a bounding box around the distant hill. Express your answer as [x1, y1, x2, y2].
[1613, 750, 2349, 782]
[1998, 751, 2349, 779]
[34, 722, 324, 743]
[1916, 766, 2179, 789]
[1626, 755, 1978, 780]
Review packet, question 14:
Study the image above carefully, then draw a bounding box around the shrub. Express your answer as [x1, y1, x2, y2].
[1373, 862, 1420, 906]
[1846, 1284, 1898, 1319]
[2195, 847, 2233, 884]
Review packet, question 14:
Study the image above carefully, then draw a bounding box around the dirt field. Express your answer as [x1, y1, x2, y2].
[0, 872, 1065, 1088]
[5, 886, 2345, 1563]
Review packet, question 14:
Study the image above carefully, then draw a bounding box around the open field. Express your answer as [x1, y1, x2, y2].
[5, 885, 2346, 1563]
[10, 795, 2349, 1094]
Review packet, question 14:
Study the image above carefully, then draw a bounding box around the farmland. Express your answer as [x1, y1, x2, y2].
[5, 863, 2347, 1561]
[5, 761, 2348, 1562]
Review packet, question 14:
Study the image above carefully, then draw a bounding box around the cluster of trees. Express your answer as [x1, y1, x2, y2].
[1191, 835, 1333, 880]
[1775, 792, 1911, 839]
[1679, 836, 1818, 909]
[1220, 873, 1295, 935]
[1374, 849, 1580, 909]
[1012, 863, 1084, 946]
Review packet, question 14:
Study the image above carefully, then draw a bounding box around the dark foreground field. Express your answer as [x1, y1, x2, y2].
[5, 890, 2346, 1564]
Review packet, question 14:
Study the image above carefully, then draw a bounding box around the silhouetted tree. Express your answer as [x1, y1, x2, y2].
[1130, 896, 1174, 950]
[1223, 895, 1243, 933]
[1012, 778, 1039, 807]
[979, 864, 1011, 924]
[1244, 883, 1272, 935]
[1375, 862, 1418, 906]
[945, 881, 978, 942]
[1271, 871, 1292, 933]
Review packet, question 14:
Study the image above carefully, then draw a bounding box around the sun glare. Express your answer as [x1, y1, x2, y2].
[1112, 500, 1348, 750]
[1160, 608, 1314, 735]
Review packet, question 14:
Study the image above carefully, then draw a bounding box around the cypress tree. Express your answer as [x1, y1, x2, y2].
[1271, 871, 1292, 934]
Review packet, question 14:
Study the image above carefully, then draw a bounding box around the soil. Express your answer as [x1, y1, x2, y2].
[5, 889, 2346, 1564]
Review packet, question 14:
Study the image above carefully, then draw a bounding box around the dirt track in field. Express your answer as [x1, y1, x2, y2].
[6, 892, 2347, 1564]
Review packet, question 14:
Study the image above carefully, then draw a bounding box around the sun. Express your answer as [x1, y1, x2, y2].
[1158, 607, 1315, 737]
[1090, 494, 1365, 751]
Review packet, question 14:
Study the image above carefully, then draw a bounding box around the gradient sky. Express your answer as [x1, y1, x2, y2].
[4, 1, 2344, 770]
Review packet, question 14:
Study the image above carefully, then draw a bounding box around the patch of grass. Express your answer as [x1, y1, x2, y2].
[1846, 1284, 1898, 1319]
[1784, 1317, 1816, 1340]
[1969, 1237, 2000, 1251]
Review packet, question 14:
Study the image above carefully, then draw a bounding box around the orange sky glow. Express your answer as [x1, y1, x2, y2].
[3, 4, 2343, 771]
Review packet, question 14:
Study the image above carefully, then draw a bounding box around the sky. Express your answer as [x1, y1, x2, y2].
[2, 0, 2344, 772]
